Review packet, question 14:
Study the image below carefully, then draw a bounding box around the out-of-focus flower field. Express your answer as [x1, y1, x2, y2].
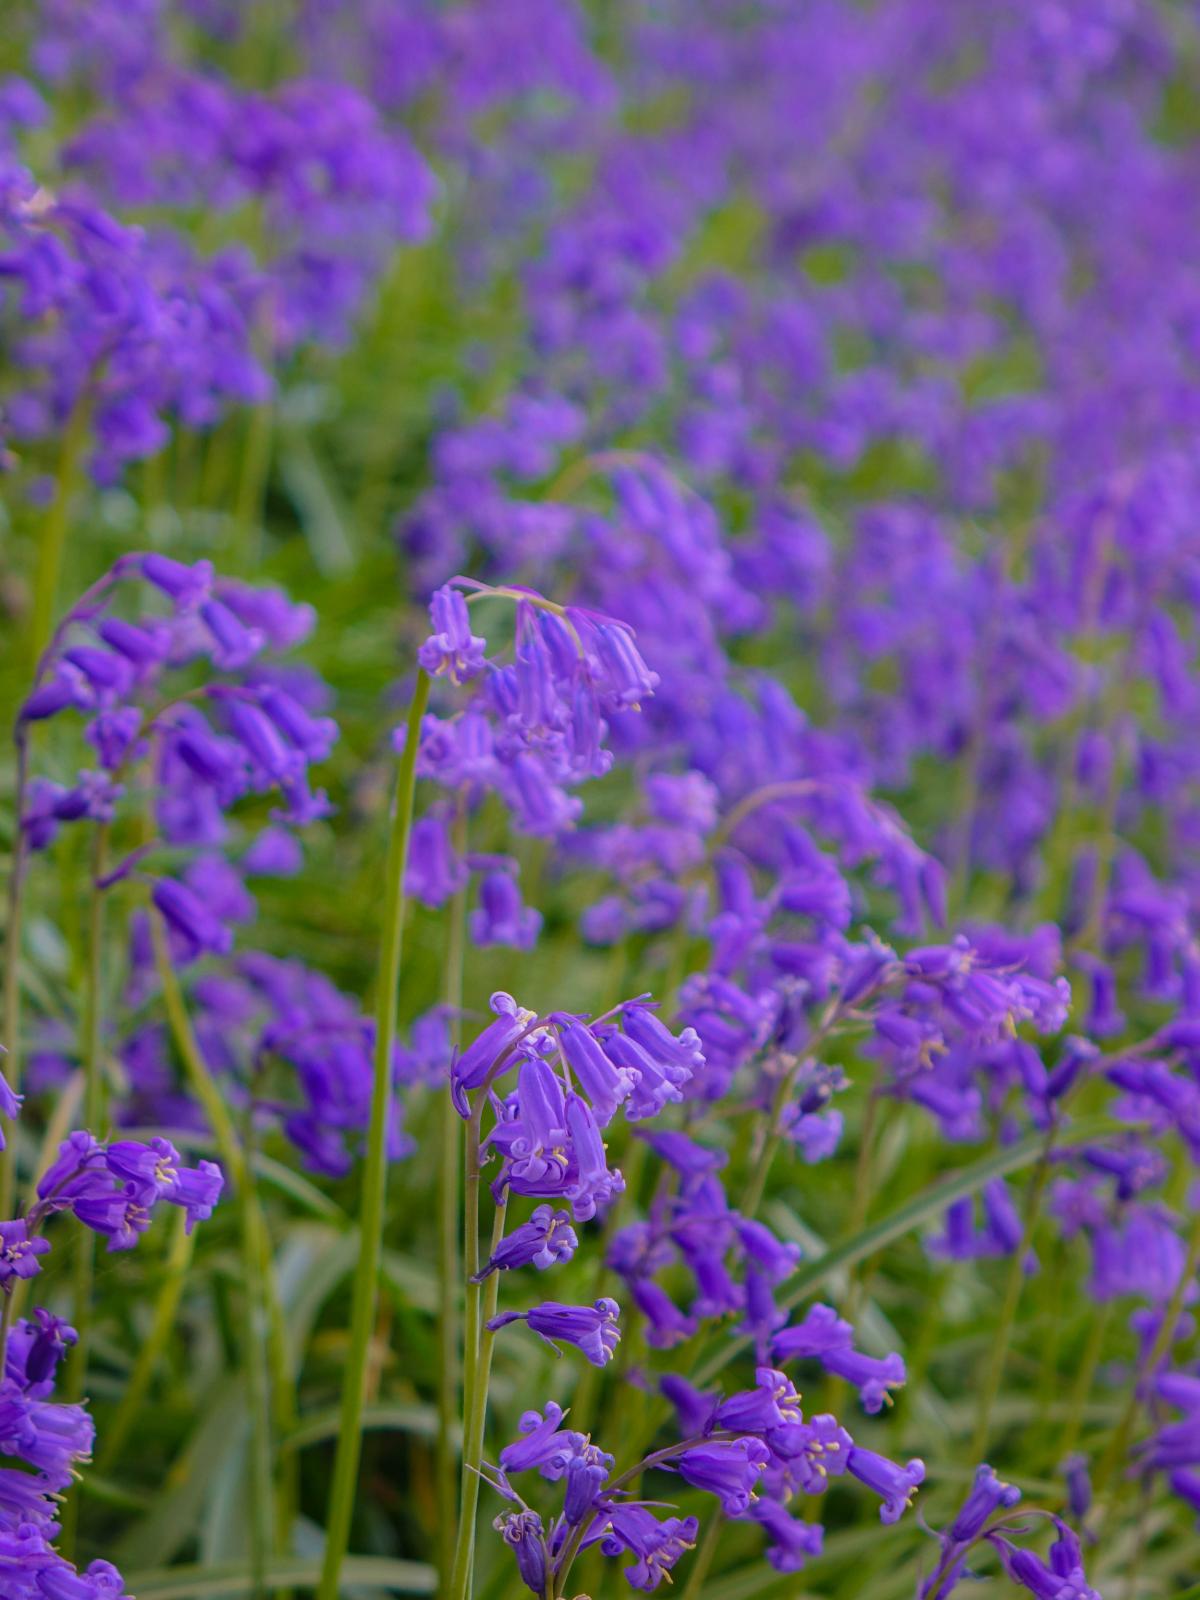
[3, 2, 1200, 1596]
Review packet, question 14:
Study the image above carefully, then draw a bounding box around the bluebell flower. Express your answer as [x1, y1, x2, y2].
[749, 1498, 824, 1573]
[418, 584, 487, 684]
[498, 1403, 578, 1479]
[469, 870, 542, 950]
[0, 1222, 50, 1283]
[591, 1503, 698, 1592]
[847, 1446, 925, 1523]
[473, 1205, 577, 1279]
[987, 1519, 1099, 1600]
[494, 1510, 548, 1595]
[488, 1297, 621, 1366]
[675, 1437, 770, 1515]
[715, 1367, 803, 1434]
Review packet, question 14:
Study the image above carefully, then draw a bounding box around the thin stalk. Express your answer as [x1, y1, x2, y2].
[317, 670, 431, 1600]
[98, 1205, 194, 1469]
[841, 1088, 882, 1325]
[0, 738, 31, 1220]
[454, 1110, 482, 1594]
[60, 827, 108, 1560]
[739, 1001, 845, 1219]
[28, 389, 93, 673]
[151, 917, 273, 1597]
[448, 1094, 508, 1600]
[69, 831, 108, 1381]
[437, 806, 468, 1593]
[1058, 1303, 1114, 1463]
[678, 1510, 725, 1600]
[970, 1127, 1056, 1464]
[1094, 1205, 1200, 1500]
[1123, 1474, 1152, 1600]
[258, 1212, 299, 1566]
[235, 403, 274, 565]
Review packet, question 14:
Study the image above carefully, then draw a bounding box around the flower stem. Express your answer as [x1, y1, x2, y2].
[59, 825, 109, 1560]
[98, 1204, 194, 1470]
[739, 999, 846, 1219]
[678, 1511, 725, 1600]
[553, 1432, 733, 1595]
[317, 668, 430, 1600]
[28, 388, 93, 674]
[1094, 1203, 1200, 1501]
[0, 737, 31, 1221]
[1057, 1301, 1113, 1463]
[437, 807, 468, 1592]
[970, 1126, 1056, 1464]
[152, 915, 274, 1597]
[449, 1093, 508, 1600]
[235, 402, 273, 563]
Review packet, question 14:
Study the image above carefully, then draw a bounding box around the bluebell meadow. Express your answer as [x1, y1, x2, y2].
[4, 4, 1200, 1598]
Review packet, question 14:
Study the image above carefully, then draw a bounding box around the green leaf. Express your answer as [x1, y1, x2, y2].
[122, 1555, 435, 1598]
[114, 1378, 247, 1569]
[251, 1151, 348, 1223]
[278, 435, 357, 575]
[693, 1119, 1116, 1387]
[283, 1401, 441, 1453]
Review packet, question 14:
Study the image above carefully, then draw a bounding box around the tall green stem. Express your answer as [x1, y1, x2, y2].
[970, 1127, 1056, 1463]
[448, 1094, 508, 1600]
[437, 805, 468, 1591]
[235, 403, 274, 564]
[60, 826, 108, 1560]
[98, 1206, 194, 1470]
[1057, 1302, 1113, 1463]
[1094, 1204, 1200, 1501]
[739, 1001, 845, 1219]
[0, 738, 31, 1221]
[28, 390, 93, 674]
[317, 670, 430, 1600]
[152, 915, 273, 1597]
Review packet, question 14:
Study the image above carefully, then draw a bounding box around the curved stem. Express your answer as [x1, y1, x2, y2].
[317, 669, 430, 1600]
[553, 1432, 734, 1595]
[714, 780, 822, 849]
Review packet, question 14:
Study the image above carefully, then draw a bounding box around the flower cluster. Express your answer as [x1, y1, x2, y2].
[487, 1357, 926, 1593]
[0, 1070, 222, 1595]
[20, 553, 332, 910]
[405, 581, 658, 939]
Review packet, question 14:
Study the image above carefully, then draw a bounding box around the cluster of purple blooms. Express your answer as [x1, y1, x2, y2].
[405, 579, 659, 941]
[0, 1059, 220, 1596]
[446, 988, 928, 1587]
[13, 553, 426, 1176]
[0, 0, 432, 482]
